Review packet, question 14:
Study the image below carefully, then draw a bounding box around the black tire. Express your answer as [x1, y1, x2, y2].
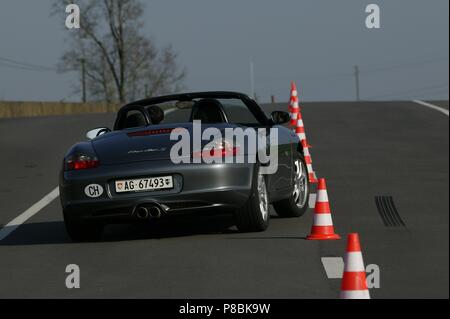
[273, 153, 310, 218]
[63, 211, 103, 242]
[235, 164, 270, 232]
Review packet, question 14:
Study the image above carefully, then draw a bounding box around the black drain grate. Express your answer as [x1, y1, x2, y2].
[375, 196, 405, 227]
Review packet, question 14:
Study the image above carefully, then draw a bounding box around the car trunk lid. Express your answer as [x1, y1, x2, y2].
[91, 123, 237, 165]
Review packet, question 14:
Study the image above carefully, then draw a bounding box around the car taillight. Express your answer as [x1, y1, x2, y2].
[65, 154, 99, 171]
[193, 138, 240, 159]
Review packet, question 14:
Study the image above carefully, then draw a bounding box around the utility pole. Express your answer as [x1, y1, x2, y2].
[354, 65, 360, 101]
[81, 58, 86, 103]
[249, 59, 255, 99]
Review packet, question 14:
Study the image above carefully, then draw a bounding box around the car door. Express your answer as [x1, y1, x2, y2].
[266, 124, 294, 191]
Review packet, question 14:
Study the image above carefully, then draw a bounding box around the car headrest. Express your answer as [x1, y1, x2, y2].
[190, 99, 226, 123]
[124, 113, 147, 129]
[147, 105, 165, 125]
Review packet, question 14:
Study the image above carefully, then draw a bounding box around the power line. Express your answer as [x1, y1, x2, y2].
[0, 56, 56, 72]
[0, 56, 56, 70]
[256, 56, 448, 86]
[360, 57, 448, 75]
[0, 62, 56, 72]
[367, 85, 449, 100]
[382, 88, 449, 101]
[366, 83, 449, 100]
[0, 61, 54, 72]
[0, 61, 47, 72]
[406, 89, 449, 100]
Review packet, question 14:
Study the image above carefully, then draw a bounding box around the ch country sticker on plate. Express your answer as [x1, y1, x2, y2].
[115, 176, 173, 193]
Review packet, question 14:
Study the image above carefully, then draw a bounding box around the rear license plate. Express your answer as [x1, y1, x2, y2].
[115, 176, 173, 193]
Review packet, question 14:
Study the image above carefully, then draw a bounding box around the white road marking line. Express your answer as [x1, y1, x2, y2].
[321, 257, 344, 279]
[0, 187, 60, 241]
[413, 100, 449, 117]
[309, 193, 317, 209]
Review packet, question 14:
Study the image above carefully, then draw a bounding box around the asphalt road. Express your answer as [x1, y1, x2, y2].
[0, 100, 448, 298]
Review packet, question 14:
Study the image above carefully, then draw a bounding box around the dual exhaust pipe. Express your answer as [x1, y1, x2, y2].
[135, 204, 163, 220]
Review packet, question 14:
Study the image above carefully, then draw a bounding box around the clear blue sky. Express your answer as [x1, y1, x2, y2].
[0, 0, 448, 102]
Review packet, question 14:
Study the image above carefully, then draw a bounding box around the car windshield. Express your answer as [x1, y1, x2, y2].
[147, 98, 262, 126]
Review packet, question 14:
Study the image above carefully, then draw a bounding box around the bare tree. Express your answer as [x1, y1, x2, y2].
[53, 0, 186, 103]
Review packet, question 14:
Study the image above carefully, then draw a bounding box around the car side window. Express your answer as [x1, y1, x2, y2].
[220, 99, 260, 126]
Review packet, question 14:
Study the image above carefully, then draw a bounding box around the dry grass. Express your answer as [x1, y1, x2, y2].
[0, 101, 121, 118]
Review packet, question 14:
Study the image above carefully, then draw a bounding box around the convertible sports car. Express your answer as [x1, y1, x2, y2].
[59, 92, 310, 241]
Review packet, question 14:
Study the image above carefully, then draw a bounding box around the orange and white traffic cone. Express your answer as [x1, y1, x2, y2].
[290, 82, 300, 126]
[296, 112, 312, 148]
[302, 139, 318, 184]
[306, 178, 340, 240]
[340, 233, 370, 299]
[288, 82, 295, 115]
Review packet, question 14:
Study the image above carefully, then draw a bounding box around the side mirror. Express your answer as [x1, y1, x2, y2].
[270, 111, 290, 125]
[86, 127, 111, 140]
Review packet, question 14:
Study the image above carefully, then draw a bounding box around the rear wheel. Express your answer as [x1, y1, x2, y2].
[273, 154, 310, 218]
[63, 211, 103, 242]
[235, 164, 270, 232]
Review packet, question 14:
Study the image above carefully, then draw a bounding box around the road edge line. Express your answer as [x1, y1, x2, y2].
[0, 187, 60, 241]
[412, 100, 449, 117]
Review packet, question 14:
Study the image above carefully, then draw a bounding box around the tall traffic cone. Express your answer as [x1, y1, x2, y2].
[302, 139, 318, 184]
[340, 233, 370, 299]
[288, 82, 295, 114]
[290, 82, 300, 126]
[306, 178, 340, 240]
[295, 112, 312, 148]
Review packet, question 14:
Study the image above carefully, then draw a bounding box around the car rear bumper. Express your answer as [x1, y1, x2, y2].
[60, 160, 254, 222]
